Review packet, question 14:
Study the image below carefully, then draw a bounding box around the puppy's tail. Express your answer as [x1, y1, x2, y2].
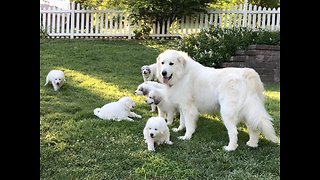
[94, 108, 101, 116]
[44, 78, 48, 86]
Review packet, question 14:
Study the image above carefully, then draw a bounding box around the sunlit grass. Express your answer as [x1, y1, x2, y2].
[61, 67, 145, 104]
[264, 90, 280, 101]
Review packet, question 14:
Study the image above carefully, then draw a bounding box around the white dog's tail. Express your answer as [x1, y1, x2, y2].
[244, 95, 279, 144]
[94, 108, 101, 116]
[258, 115, 279, 144]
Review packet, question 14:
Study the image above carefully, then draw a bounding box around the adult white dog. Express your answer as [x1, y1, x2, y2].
[94, 96, 142, 121]
[156, 49, 279, 151]
[44, 70, 66, 91]
[146, 89, 179, 125]
[141, 63, 158, 82]
[143, 117, 173, 151]
[134, 81, 166, 112]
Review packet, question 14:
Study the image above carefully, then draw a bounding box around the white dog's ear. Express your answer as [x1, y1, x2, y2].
[124, 101, 132, 109]
[177, 56, 186, 67]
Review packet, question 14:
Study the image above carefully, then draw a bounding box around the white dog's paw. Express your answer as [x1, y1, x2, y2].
[172, 127, 181, 132]
[223, 144, 238, 151]
[166, 141, 173, 145]
[125, 118, 134, 121]
[246, 141, 258, 148]
[148, 148, 155, 151]
[178, 135, 191, 140]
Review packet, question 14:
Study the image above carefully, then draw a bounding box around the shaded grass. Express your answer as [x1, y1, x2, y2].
[40, 39, 280, 179]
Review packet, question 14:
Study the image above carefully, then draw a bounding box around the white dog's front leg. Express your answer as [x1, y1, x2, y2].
[178, 106, 198, 140]
[147, 140, 155, 151]
[150, 104, 157, 112]
[172, 110, 185, 132]
[166, 112, 174, 125]
[165, 134, 173, 145]
[129, 112, 142, 119]
[52, 83, 59, 91]
[121, 117, 134, 121]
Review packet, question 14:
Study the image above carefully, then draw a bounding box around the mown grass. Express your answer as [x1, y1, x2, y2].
[40, 39, 280, 180]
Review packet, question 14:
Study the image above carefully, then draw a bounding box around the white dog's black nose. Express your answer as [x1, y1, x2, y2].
[56, 82, 60, 85]
[150, 133, 154, 138]
[162, 71, 167, 76]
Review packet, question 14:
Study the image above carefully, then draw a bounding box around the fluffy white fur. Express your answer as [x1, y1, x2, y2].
[143, 117, 173, 151]
[44, 70, 66, 91]
[156, 49, 279, 151]
[146, 89, 179, 125]
[134, 81, 166, 112]
[94, 96, 142, 121]
[141, 63, 158, 82]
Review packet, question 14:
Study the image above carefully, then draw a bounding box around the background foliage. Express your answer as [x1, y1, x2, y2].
[177, 27, 280, 67]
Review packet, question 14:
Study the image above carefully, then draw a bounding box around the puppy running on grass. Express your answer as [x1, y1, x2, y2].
[44, 70, 66, 91]
[143, 117, 173, 151]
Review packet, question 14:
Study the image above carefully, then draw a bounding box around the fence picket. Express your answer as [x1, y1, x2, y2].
[252, 5, 257, 30]
[266, 8, 271, 30]
[276, 8, 280, 30]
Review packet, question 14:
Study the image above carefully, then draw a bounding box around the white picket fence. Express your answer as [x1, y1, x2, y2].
[40, 0, 280, 39]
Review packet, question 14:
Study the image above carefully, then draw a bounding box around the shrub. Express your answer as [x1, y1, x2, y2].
[177, 27, 280, 68]
[40, 26, 49, 43]
[133, 24, 152, 39]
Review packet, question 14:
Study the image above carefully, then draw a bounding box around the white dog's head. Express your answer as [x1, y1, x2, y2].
[141, 65, 152, 76]
[118, 96, 136, 110]
[156, 50, 187, 86]
[52, 70, 65, 86]
[144, 117, 168, 139]
[134, 83, 149, 96]
[146, 90, 162, 105]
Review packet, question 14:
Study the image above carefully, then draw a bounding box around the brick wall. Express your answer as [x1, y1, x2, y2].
[220, 45, 280, 83]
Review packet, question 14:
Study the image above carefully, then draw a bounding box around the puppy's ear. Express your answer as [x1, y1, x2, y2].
[124, 101, 132, 109]
[142, 88, 149, 96]
[154, 95, 161, 105]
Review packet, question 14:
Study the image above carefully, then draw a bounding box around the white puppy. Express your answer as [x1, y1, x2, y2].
[44, 70, 66, 91]
[134, 81, 166, 112]
[143, 117, 173, 151]
[156, 49, 279, 151]
[94, 96, 142, 121]
[141, 63, 158, 82]
[146, 89, 179, 125]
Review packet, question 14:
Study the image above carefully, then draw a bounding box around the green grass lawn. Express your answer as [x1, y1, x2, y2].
[40, 39, 280, 179]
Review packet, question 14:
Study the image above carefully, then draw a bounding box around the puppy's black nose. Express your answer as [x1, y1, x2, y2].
[150, 133, 154, 138]
[56, 82, 60, 85]
[162, 71, 167, 76]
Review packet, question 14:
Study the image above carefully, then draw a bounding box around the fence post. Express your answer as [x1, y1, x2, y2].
[242, 0, 248, 27]
[70, 2, 75, 39]
[128, 16, 132, 39]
